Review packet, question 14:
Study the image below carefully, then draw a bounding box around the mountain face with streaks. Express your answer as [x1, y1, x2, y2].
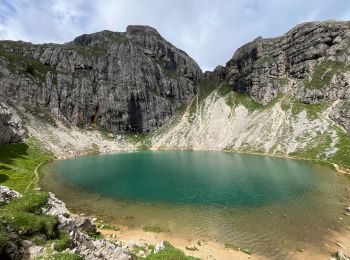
[0, 25, 202, 135]
[0, 21, 350, 169]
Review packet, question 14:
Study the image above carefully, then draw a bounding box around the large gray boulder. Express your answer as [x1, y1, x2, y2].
[0, 104, 27, 145]
[0, 185, 21, 203]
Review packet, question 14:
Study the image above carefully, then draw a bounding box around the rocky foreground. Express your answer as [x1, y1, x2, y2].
[0, 186, 167, 260]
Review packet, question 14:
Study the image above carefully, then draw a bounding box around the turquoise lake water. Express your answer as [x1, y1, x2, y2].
[41, 151, 350, 258]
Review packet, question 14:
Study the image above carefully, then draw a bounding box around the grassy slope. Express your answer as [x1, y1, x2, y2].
[0, 138, 52, 193]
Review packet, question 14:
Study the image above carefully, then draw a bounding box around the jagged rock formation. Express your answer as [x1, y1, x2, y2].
[0, 25, 202, 134]
[152, 21, 350, 168]
[223, 21, 350, 106]
[0, 103, 27, 144]
[0, 21, 350, 166]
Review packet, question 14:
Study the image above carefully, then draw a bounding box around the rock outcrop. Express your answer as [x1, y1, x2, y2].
[43, 193, 130, 260]
[0, 104, 27, 145]
[0, 25, 202, 134]
[0, 185, 21, 203]
[223, 21, 350, 105]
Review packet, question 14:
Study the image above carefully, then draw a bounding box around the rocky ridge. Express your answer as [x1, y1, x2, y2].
[0, 25, 202, 136]
[1, 21, 350, 166]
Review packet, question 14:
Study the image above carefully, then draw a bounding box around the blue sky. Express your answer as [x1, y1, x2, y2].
[0, 0, 349, 70]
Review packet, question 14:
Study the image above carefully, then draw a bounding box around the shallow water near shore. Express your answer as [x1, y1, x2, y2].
[41, 151, 350, 258]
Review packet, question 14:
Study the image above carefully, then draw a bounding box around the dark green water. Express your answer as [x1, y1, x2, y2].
[41, 151, 350, 258]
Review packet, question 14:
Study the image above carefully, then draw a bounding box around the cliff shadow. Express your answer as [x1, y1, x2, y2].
[0, 143, 29, 166]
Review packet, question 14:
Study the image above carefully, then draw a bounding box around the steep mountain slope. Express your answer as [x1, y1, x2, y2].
[152, 21, 350, 169]
[0, 21, 349, 169]
[0, 25, 202, 136]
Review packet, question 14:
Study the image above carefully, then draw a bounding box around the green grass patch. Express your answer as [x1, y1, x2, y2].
[198, 80, 216, 101]
[0, 230, 7, 254]
[303, 60, 349, 89]
[35, 251, 83, 260]
[217, 84, 232, 97]
[145, 241, 198, 260]
[290, 100, 331, 120]
[0, 192, 58, 239]
[231, 92, 263, 111]
[124, 133, 151, 150]
[143, 226, 167, 233]
[289, 133, 333, 160]
[331, 129, 350, 168]
[52, 231, 71, 252]
[0, 138, 52, 193]
[225, 243, 252, 255]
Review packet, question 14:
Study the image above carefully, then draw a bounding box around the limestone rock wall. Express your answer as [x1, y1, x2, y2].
[0, 26, 202, 134]
[224, 21, 350, 105]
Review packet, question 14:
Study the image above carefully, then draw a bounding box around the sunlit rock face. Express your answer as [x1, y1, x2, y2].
[0, 25, 202, 134]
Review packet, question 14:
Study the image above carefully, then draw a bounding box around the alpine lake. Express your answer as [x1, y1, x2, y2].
[40, 151, 350, 258]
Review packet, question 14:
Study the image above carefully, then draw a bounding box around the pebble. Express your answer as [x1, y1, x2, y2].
[339, 217, 344, 220]
[92, 218, 97, 222]
[336, 243, 343, 247]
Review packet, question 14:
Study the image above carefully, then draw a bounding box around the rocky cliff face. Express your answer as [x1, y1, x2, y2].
[152, 21, 350, 168]
[224, 21, 350, 105]
[0, 103, 27, 144]
[0, 25, 202, 136]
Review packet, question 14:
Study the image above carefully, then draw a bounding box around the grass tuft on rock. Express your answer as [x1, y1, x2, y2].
[0, 192, 58, 239]
[145, 241, 198, 260]
[53, 231, 71, 252]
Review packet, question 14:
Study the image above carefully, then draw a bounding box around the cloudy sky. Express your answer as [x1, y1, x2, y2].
[0, 0, 349, 71]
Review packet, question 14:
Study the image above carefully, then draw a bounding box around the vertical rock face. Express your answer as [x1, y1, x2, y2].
[0, 104, 27, 145]
[224, 21, 350, 105]
[0, 25, 202, 134]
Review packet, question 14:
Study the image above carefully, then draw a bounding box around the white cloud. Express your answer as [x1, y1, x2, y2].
[0, 0, 349, 70]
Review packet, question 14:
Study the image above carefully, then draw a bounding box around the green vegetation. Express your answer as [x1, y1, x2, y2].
[52, 231, 71, 252]
[143, 226, 167, 233]
[331, 129, 350, 168]
[217, 84, 232, 97]
[0, 138, 52, 193]
[290, 133, 333, 161]
[0, 230, 7, 254]
[225, 243, 252, 255]
[35, 251, 83, 260]
[198, 80, 216, 101]
[144, 241, 198, 260]
[0, 192, 58, 239]
[65, 45, 107, 58]
[303, 60, 349, 89]
[289, 99, 332, 120]
[124, 133, 151, 150]
[0, 43, 51, 81]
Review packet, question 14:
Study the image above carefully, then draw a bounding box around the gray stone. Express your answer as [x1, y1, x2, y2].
[154, 241, 166, 253]
[0, 103, 27, 145]
[0, 185, 22, 203]
[337, 250, 350, 260]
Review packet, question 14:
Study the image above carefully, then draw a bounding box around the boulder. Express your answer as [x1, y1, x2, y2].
[0, 185, 22, 203]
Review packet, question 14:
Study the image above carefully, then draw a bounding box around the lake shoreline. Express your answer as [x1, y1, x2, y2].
[39, 149, 350, 260]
